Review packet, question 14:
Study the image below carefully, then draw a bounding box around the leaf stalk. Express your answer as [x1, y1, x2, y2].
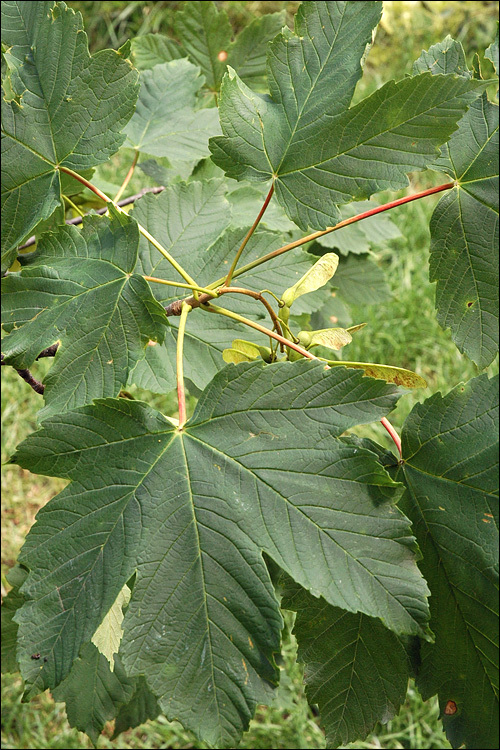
[176, 303, 192, 429]
[224, 182, 275, 286]
[113, 149, 139, 202]
[380, 417, 402, 457]
[207, 182, 456, 288]
[58, 167, 198, 288]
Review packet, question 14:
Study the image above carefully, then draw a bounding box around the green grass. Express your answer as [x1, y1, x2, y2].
[2, 1, 498, 748]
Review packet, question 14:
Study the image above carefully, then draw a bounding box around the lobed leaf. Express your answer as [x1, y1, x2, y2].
[52, 644, 136, 745]
[210, 1, 484, 230]
[129, 10, 286, 93]
[124, 59, 220, 164]
[173, 0, 232, 92]
[12, 362, 430, 746]
[226, 12, 286, 91]
[415, 39, 499, 368]
[1, 0, 139, 269]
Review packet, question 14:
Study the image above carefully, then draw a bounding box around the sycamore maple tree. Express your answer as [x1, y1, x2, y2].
[1, 2, 498, 749]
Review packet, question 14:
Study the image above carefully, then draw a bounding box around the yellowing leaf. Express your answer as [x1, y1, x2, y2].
[223, 348, 257, 364]
[299, 328, 353, 351]
[327, 360, 427, 389]
[282, 254, 339, 307]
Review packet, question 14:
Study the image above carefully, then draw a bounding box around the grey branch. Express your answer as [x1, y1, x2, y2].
[17, 186, 166, 251]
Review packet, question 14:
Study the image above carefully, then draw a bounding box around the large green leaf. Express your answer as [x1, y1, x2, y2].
[399, 375, 499, 749]
[124, 59, 220, 163]
[210, 1, 484, 230]
[282, 579, 409, 748]
[1, 0, 139, 269]
[1, 210, 167, 419]
[12, 362, 430, 746]
[174, 0, 232, 92]
[415, 38, 499, 368]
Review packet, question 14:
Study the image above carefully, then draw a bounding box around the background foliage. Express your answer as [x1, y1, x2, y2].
[1, 1, 498, 748]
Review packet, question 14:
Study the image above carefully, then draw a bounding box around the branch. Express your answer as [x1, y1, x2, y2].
[36, 343, 59, 359]
[1, 355, 45, 395]
[17, 187, 166, 251]
[165, 286, 283, 339]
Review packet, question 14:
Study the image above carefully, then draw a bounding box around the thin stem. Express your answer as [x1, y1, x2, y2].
[17, 188, 166, 251]
[218, 287, 284, 338]
[207, 182, 455, 289]
[380, 417, 402, 457]
[259, 289, 285, 307]
[202, 303, 316, 360]
[59, 166, 199, 288]
[63, 194, 86, 217]
[224, 182, 275, 286]
[114, 150, 139, 202]
[176, 303, 192, 429]
[143, 275, 217, 296]
[60, 166, 111, 203]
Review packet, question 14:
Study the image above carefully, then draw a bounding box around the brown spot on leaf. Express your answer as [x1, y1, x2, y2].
[444, 700, 457, 715]
[218, 51, 228, 62]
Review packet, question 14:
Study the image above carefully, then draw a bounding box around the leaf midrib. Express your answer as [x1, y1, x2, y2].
[273, 2, 350, 173]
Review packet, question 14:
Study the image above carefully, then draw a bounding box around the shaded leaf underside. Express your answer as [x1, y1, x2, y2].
[12, 362, 430, 746]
